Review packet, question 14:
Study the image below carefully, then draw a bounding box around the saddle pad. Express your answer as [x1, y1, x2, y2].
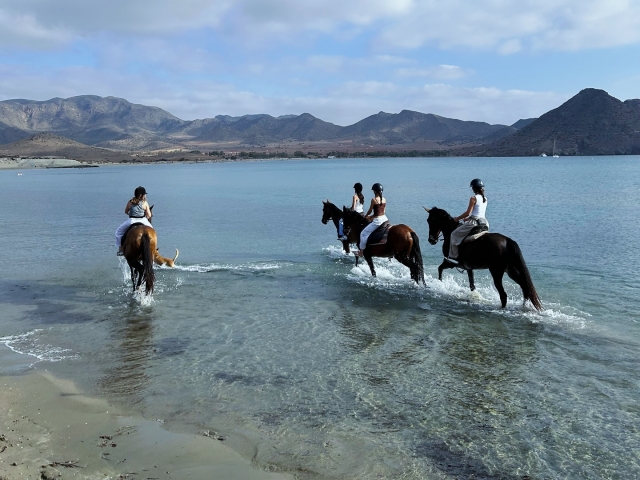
[367, 221, 392, 246]
[463, 230, 488, 243]
[120, 222, 146, 246]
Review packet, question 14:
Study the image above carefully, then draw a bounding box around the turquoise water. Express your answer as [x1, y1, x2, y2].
[1, 157, 639, 479]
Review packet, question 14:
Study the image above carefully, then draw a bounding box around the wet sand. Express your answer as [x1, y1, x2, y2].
[0, 367, 293, 480]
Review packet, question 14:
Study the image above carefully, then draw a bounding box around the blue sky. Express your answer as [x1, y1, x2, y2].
[1, 0, 639, 126]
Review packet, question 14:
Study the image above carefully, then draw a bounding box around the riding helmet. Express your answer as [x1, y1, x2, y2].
[470, 179, 484, 190]
[353, 182, 363, 191]
[371, 183, 383, 193]
[134, 186, 148, 197]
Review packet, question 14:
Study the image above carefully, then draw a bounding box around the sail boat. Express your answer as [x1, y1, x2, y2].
[552, 139, 559, 158]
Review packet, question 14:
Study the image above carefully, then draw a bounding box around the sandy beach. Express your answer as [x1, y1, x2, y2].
[0, 158, 96, 169]
[0, 365, 293, 480]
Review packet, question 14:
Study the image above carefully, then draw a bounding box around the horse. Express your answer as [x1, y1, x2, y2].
[121, 225, 179, 294]
[321, 200, 360, 255]
[341, 208, 425, 285]
[424, 206, 542, 311]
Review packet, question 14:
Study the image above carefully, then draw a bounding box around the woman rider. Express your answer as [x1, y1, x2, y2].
[338, 182, 365, 241]
[358, 183, 387, 256]
[115, 186, 154, 255]
[447, 178, 488, 264]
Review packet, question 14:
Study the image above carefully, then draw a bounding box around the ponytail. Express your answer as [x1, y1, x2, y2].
[473, 187, 486, 203]
[357, 192, 364, 203]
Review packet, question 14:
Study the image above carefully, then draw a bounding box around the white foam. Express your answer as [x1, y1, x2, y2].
[171, 262, 284, 273]
[324, 245, 589, 326]
[0, 330, 78, 363]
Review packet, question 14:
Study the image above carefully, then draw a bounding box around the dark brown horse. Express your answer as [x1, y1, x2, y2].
[424, 206, 542, 311]
[321, 200, 360, 254]
[342, 208, 425, 285]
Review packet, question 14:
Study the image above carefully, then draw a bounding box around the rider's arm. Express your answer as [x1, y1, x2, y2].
[364, 198, 375, 217]
[124, 201, 132, 215]
[143, 202, 152, 220]
[453, 196, 476, 222]
[350, 194, 357, 210]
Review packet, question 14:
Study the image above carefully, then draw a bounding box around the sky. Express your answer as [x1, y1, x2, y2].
[0, 0, 639, 126]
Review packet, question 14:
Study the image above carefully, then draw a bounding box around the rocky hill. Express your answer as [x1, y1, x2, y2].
[465, 89, 640, 156]
[0, 132, 133, 162]
[339, 110, 506, 145]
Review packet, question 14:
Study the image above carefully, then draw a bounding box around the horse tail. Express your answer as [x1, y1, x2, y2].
[409, 231, 425, 285]
[141, 232, 155, 294]
[506, 238, 542, 311]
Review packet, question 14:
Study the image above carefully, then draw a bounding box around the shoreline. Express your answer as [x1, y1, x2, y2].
[0, 356, 294, 480]
[0, 158, 98, 170]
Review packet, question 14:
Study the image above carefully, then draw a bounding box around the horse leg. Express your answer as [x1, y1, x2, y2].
[130, 267, 136, 292]
[135, 263, 144, 291]
[438, 261, 455, 280]
[365, 253, 376, 277]
[467, 270, 476, 291]
[342, 240, 350, 254]
[490, 267, 508, 308]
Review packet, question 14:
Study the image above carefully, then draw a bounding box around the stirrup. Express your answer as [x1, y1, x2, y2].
[445, 256, 458, 264]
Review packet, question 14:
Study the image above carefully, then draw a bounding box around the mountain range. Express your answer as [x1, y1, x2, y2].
[0, 88, 638, 158]
[0, 95, 523, 152]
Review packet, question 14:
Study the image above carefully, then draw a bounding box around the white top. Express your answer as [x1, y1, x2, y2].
[470, 194, 487, 218]
[354, 198, 364, 213]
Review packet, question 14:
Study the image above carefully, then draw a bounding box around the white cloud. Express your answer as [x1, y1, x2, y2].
[379, 0, 640, 52]
[2, 0, 640, 53]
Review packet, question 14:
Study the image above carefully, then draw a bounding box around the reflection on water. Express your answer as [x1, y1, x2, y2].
[98, 307, 155, 406]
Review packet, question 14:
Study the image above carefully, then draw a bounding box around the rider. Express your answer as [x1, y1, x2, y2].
[447, 178, 489, 264]
[358, 183, 387, 256]
[338, 182, 365, 241]
[115, 186, 154, 255]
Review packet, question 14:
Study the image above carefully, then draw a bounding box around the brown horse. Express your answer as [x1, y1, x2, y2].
[424, 206, 542, 311]
[121, 225, 179, 294]
[341, 208, 425, 285]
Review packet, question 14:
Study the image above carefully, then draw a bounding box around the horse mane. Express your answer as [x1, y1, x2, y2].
[342, 208, 369, 228]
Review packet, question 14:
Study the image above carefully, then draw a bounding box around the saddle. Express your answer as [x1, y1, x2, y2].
[462, 223, 489, 244]
[120, 222, 146, 246]
[366, 221, 392, 247]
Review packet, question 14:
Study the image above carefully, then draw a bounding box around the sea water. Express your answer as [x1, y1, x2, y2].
[1, 157, 639, 479]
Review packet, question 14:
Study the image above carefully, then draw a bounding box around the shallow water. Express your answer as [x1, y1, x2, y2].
[1, 157, 639, 479]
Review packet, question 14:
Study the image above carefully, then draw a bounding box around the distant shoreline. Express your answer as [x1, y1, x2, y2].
[0, 157, 98, 169]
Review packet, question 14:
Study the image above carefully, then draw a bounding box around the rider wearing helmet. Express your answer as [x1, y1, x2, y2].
[115, 186, 154, 255]
[447, 179, 489, 264]
[358, 183, 387, 256]
[338, 183, 365, 241]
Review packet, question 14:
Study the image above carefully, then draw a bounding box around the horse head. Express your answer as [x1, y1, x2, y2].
[321, 199, 332, 224]
[425, 206, 451, 245]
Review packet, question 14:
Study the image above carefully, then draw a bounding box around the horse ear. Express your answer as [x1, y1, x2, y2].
[422, 206, 430, 212]
[322, 200, 326, 204]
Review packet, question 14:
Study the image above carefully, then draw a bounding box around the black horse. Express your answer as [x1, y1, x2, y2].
[342, 208, 425, 285]
[321, 200, 360, 254]
[424, 206, 542, 311]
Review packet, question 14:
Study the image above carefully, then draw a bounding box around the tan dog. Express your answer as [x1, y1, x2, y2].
[154, 248, 179, 267]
